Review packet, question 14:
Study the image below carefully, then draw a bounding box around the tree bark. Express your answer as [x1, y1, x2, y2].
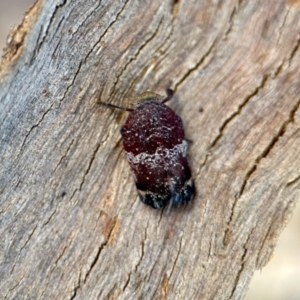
[1, 0, 300, 299]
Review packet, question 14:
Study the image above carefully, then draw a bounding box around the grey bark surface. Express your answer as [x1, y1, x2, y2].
[1, 0, 300, 299]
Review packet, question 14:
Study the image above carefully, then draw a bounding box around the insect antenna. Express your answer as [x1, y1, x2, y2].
[162, 88, 174, 104]
[98, 100, 134, 112]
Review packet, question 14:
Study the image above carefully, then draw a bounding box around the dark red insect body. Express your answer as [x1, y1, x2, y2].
[100, 89, 195, 209]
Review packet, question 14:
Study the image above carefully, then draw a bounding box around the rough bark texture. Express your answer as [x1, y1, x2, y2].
[1, 0, 300, 299]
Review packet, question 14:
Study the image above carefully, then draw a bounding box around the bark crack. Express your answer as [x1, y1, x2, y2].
[255, 199, 294, 269]
[200, 30, 300, 177]
[224, 5, 239, 40]
[175, 1, 239, 90]
[288, 33, 300, 67]
[110, 16, 164, 100]
[229, 249, 247, 298]
[41, 207, 57, 228]
[32, 0, 67, 60]
[171, 0, 180, 17]
[59, 1, 129, 106]
[276, 7, 290, 47]
[198, 6, 300, 176]
[122, 217, 149, 292]
[10, 225, 37, 275]
[237, 96, 300, 199]
[53, 139, 75, 173]
[18, 225, 37, 255]
[287, 174, 300, 187]
[121, 239, 145, 292]
[54, 244, 68, 265]
[69, 271, 81, 300]
[58, 59, 83, 106]
[17, 103, 55, 160]
[69, 1, 103, 37]
[40, 234, 76, 298]
[122, 275, 131, 292]
[69, 141, 102, 202]
[4, 274, 25, 300]
[168, 235, 182, 280]
[255, 221, 273, 268]
[212, 75, 268, 151]
[69, 218, 117, 299]
[154, 21, 174, 57]
[229, 229, 252, 299]
[175, 38, 218, 90]
[198, 74, 268, 176]
[126, 16, 174, 95]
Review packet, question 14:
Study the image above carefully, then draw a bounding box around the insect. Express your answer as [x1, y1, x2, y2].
[99, 88, 195, 209]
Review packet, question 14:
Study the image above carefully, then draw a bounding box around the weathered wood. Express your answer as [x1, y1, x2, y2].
[1, 0, 300, 299]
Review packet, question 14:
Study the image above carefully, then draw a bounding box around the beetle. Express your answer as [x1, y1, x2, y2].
[99, 88, 195, 209]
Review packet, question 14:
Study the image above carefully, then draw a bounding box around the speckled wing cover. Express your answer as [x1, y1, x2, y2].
[121, 94, 195, 209]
